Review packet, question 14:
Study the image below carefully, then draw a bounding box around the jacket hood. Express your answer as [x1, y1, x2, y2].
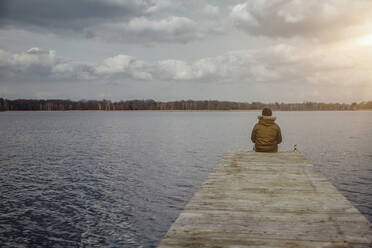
[258, 116, 276, 126]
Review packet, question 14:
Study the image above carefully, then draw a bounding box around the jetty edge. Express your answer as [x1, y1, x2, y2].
[157, 151, 372, 248]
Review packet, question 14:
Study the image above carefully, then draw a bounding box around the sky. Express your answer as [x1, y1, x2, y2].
[1, 0, 372, 103]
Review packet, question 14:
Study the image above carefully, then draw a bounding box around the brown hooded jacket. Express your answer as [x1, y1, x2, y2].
[251, 116, 282, 152]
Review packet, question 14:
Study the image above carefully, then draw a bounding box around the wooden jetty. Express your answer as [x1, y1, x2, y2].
[157, 151, 372, 248]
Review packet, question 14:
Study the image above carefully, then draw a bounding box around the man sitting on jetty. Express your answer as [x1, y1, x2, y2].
[251, 108, 282, 152]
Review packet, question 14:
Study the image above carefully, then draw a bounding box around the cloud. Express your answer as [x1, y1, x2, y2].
[204, 4, 220, 15]
[0, 48, 96, 81]
[0, 0, 167, 27]
[94, 54, 153, 80]
[144, 0, 173, 14]
[0, 0, 219, 44]
[0, 0, 144, 33]
[0, 48, 57, 77]
[93, 16, 203, 44]
[1, 44, 371, 89]
[230, 0, 372, 40]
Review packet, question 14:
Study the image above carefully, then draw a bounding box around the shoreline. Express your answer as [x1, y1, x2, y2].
[1, 110, 261, 112]
[1, 109, 372, 112]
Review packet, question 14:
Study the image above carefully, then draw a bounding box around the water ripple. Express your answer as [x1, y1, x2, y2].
[0, 111, 371, 247]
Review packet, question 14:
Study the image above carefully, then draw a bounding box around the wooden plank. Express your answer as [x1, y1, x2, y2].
[157, 151, 372, 248]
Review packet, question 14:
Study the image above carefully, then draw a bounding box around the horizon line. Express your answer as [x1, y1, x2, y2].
[2, 97, 371, 105]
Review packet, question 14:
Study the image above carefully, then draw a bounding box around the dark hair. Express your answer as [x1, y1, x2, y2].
[262, 108, 272, 116]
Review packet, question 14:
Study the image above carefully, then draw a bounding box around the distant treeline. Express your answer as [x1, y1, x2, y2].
[1, 98, 372, 111]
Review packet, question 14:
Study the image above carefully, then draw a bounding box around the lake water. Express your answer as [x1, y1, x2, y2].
[0, 111, 371, 247]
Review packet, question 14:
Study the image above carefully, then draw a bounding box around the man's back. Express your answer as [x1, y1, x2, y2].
[251, 110, 282, 152]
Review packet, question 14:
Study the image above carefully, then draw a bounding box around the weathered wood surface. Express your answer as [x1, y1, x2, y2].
[157, 151, 372, 248]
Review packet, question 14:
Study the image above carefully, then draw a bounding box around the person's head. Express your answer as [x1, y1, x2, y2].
[262, 108, 272, 116]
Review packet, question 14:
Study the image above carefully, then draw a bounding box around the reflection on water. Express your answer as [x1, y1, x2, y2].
[0, 111, 371, 247]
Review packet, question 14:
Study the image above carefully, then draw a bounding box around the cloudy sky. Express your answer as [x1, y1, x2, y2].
[1, 0, 372, 102]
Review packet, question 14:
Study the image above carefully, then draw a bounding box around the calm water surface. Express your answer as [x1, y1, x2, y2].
[0, 111, 371, 247]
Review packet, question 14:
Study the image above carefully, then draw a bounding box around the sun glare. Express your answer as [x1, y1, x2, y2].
[358, 34, 372, 46]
